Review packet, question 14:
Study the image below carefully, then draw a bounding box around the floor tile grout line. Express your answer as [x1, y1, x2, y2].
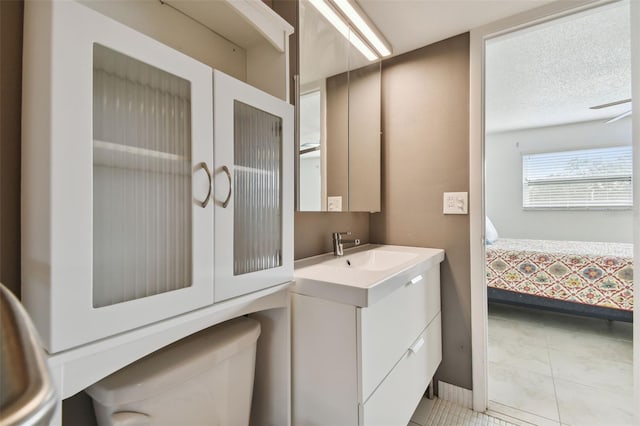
[541, 318, 563, 424]
[546, 340, 564, 425]
[542, 326, 554, 378]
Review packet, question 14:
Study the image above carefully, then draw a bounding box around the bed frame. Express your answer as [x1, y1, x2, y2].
[488, 287, 633, 323]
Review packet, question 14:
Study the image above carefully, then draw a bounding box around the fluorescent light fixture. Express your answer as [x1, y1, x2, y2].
[308, 0, 378, 61]
[333, 0, 391, 57]
[348, 31, 378, 62]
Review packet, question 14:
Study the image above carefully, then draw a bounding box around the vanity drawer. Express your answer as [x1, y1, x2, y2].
[359, 266, 440, 400]
[360, 314, 442, 426]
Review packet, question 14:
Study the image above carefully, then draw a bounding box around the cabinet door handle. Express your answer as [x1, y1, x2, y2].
[222, 165, 232, 208]
[410, 274, 423, 285]
[409, 336, 425, 354]
[199, 162, 213, 208]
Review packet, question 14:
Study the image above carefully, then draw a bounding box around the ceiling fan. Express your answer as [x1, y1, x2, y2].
[589, 98, 632, 123]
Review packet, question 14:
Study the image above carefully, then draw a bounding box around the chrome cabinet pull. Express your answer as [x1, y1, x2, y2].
[199, 162, 212, 208]
[409, 336, 425, 354]
[222, 165, 232, 208]
[410, 275, 424, 285]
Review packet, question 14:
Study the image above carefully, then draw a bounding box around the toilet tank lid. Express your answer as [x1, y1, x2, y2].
[86, 316, 261, 406]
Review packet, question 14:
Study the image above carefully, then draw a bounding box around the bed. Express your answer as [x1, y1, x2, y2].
[486, 238, 634, 322]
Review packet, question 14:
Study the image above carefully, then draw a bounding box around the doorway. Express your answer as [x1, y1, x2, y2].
[471, 2, 637, 424]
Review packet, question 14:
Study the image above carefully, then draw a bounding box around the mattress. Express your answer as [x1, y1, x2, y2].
[486, 238, 633, 311]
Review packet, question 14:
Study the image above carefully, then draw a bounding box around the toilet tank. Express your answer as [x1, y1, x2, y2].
[86, 317, 261, 426]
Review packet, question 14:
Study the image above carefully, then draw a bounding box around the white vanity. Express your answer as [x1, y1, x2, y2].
[292, 245, 445, 426]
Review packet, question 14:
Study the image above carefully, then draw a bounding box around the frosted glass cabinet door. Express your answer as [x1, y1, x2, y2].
[213, 70, 294, 302]
[21, 1, 214, 352]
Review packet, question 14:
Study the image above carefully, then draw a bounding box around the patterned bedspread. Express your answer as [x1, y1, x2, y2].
[486, 238, 634, 311]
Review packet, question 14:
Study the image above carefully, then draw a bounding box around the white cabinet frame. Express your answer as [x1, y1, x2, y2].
[22, 0, 215, 353]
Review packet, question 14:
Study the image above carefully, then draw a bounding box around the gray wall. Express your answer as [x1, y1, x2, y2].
[294, 211, 370, 259]
[325, 63, 381, 212]
[326, 71, 350, 206]
[371, 33, 472, 390]
[0, 0, 24, 298]
[486, 119, 633, 243]
[348, 62, 381, 212]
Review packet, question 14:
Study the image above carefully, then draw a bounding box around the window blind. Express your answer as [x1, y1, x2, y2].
[522, 146, 633, 209]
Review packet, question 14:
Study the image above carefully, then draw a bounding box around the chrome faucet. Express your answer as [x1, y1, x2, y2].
[332, 232, 361, 256]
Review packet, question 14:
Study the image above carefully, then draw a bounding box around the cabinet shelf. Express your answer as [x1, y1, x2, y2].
[235, 165, 277, 177]
[93, 140, 190, 174]
[164, 0, 293, 53]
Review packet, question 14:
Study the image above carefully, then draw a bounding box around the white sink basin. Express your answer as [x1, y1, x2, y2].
[294, 245, 445, 307]
[322, 249, 418, 272]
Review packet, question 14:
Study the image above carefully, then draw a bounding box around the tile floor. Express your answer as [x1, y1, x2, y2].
[488, 303, 634, 426]
[409, 397, 522, 426]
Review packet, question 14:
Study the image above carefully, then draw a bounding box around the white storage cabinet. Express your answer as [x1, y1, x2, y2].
[292, 262, 443, 426]
[22, 0, 293, 353]
[214, 70, 294, 302]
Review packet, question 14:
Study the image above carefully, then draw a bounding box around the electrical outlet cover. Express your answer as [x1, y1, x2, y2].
[327, 196, 343, 212]
[443, 192, 468, 214]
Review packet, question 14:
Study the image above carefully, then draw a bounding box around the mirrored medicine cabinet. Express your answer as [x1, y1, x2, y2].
[297, 0, 381, 212]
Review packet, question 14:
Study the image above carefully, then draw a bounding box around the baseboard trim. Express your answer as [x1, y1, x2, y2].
[437, 381, 473, 409]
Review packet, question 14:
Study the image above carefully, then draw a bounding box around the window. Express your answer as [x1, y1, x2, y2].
[522, 146, 632, 209]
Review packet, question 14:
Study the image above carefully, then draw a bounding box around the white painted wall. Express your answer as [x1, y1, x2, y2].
[486, 119, 632, 243]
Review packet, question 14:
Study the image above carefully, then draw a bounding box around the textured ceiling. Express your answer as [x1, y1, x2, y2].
[485, 1, 631, 133]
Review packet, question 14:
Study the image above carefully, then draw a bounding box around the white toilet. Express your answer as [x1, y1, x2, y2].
[86, 317, 261, 426]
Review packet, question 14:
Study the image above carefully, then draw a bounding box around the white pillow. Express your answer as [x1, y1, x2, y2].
[486, 217, 499, 244]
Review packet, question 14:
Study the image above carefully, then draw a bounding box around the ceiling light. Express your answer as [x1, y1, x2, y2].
[307, 0, 378, 61]
[332, 0, 391, 57]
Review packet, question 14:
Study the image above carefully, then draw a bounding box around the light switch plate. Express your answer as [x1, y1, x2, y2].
[327, 196, 343, 212]
[443, 192, 468, 214]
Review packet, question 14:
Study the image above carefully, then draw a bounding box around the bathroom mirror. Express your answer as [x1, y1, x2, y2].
[297, 0, 381, 212]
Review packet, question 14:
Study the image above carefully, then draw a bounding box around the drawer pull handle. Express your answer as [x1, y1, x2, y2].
[198, 162, 213, 208]
[410, 275, 423, 285]
[221, 165, 232, 208]
[409, 337, 425, 354]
